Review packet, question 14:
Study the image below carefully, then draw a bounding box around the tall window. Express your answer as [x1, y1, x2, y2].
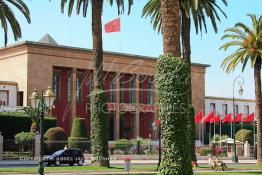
[148, 82, 153, 105]
[110, 80, 116, 103]
[129, 79, 135, 104]
[120, 78, 125, 103]
[244, 105, 249, 115]
[76, 74, 82, 102]
[52, 71, 60, 100]
[234, 104, 239, 114]
[67, 72, 72, 102]
[210, 103, 216, 114]
[222, 104, 228, 116]
[139, 82, 142, 103]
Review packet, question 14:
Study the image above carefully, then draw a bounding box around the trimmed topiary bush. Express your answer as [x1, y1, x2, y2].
[235, 129, 253, 145]
[155, 55, 192, 175]
[90, 89, 109, 166]
[68, 118, 89, 152]
[115, 139, 133, 154]
[44, 127, 67, 154]
[15, 132, 35, 153]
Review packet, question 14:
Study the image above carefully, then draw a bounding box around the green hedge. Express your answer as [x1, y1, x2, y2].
[68, 137, 89, 152]
[90, 89, 109, 166]
[0, 112, 57, 139]
[155, 55, 192, 175]
[115, 139, 133, 154]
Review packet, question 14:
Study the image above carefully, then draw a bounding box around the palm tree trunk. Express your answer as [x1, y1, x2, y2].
[92, 0, 104, 90]
[181, 5, 192, 102]
[254, 58, 262, 165]
[91, 0, 109, 167]
[181, 5, 197, 164]
[160, 0, 181, 56]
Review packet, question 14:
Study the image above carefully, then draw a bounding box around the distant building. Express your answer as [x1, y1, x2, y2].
[0, 34, 209, 140]
[205, 96, 256, 119]
[0, 81, 18, 107]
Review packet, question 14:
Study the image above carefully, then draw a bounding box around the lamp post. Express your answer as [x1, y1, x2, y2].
[30, 86, 55, 175]
[232, 75, 244, 163]
[152, 118, 161, 169]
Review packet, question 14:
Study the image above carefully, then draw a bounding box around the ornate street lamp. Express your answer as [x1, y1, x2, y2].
[232, 75, 244, 163]
[30, 86, 55, 175]
[152, 118, 161, 169]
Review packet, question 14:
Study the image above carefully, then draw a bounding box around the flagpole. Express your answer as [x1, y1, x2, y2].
[220, 120, 222, 147]
[231, 121, 233, 139]
[253, 120, 256, 158]
[209, 123, 211, 144]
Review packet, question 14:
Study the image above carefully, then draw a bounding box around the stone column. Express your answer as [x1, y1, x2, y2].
[134, 74, 140, 138]
[71, 68, 77, 127]
[0, 132, 3, 160]
[114, 73, 120, 140]
[34, 134, 40, 159]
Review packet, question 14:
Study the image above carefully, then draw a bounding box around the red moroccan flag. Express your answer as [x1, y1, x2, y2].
[222, 113, 232, 123]
[201, 111, 214, 124]
[242, 113, 255, 122]
[233, 113, 242, 122]
[104, 18, 120, 33]
[194, 111, 203, 123]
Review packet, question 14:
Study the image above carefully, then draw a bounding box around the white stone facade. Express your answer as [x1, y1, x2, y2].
[205, 96, 256, 119]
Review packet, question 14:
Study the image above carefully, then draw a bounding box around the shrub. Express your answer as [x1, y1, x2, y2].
[68, 137, 89, 152]
[70, 118, 88, 138]
[198, 147, 212, 156]
[115, 139, 133, 154]
[90, 89, 109, 166]
[0, 112, 56, 139]
[155, 55, 192, 175]
[235, 129, 253, 145]
[68, 118, 89, 152]
[44, 127, 67, 154]
[15, 132, 35, 152]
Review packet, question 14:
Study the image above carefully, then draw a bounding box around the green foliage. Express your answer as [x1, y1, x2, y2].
[68, 118, 89, 152]
[198, 147, 212, 156]
[142, 0, 227, 34]
[70, 118, 88, 138]
[0, 0, 31, 46]
[90, 89, 109, 166]
[155, 55, 192, 175]
[220, 14, 262, 72]
[44, 127, 67, 154]
[68, 137, 89, 152]
[15, 132, 35, 152]
[115, 139, 133, 154]
[0, 112, 56, 139]
[235, 129, 254, 145]
[212, 134, 222, 143]
[188, 105, 196, 162]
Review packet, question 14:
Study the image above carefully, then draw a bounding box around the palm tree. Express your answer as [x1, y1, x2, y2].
[0, 0, 30, 46]
[59, 0, 133, 166]
[142, 0, 227, 60]
[160, 0, 181, 56]
[143, 0, 227, 164]
[220, 14, 262, 165]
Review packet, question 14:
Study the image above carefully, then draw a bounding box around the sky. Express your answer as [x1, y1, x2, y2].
[2, 0, 262, 99]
